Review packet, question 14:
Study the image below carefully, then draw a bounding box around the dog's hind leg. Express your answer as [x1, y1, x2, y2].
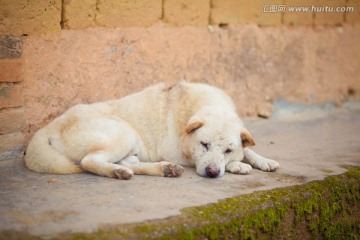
[119, 156, 184, 177]
[243, 148, 280, 172]
[80, 151, 134, 180]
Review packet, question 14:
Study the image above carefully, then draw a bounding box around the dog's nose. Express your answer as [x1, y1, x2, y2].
[205, 166, 220, 178]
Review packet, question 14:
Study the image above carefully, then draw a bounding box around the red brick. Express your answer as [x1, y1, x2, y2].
[210, 0, 282, 26]
[0, 107, 25, 134]
[314, 0, 346, 25]
[0, 1, 61, 35]
[346, 0, 360, 24]
[0, 36, 22, 58]
[283, 0, 314, 25]
[95, 0, 162, 28]
[0, 59, 22, 82]
[164, 0, 210, 26]
[0, 83, 23, 109]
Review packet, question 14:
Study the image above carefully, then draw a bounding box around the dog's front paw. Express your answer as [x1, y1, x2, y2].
[227, 162, 252, 175]
[161, 162, 184, 177]
[113, 168, 134, 180]
[260, 160, 280, 172]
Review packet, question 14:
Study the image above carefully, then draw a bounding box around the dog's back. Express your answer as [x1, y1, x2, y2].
[25, 82, 238, 175]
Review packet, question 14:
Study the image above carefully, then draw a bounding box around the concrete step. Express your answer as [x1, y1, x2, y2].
[0, 105, 359, 239]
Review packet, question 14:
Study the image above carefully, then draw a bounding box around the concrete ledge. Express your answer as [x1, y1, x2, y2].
[0, 106, 359, 239]
[65, 167, 360, 239]
[1, 167, 359, 239]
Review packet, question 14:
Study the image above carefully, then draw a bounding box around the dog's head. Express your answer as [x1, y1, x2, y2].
[182, 107, 255, 178]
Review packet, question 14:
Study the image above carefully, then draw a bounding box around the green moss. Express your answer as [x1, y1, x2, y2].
[2, 167, 360, 240]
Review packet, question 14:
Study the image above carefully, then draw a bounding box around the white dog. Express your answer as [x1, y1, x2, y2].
[25, 82, 279, 179]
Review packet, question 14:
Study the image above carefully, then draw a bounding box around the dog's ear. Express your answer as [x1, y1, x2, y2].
[240, 130, 255, 148]
[186, 117, 204, 134]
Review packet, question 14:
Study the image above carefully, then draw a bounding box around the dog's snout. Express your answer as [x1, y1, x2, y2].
[205, 166, 220, 178]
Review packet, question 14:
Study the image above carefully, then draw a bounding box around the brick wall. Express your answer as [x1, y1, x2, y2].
[0, 36, 25, 161]
[1, 0, 360, 35]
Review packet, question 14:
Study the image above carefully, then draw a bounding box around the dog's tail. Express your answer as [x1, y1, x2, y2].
[25, 129, 83, 174]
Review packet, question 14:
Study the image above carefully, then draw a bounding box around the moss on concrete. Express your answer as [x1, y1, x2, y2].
[2, 167, 360, 240]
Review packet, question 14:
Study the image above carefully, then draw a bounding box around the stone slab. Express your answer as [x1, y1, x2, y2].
[0, 105, 359, 237]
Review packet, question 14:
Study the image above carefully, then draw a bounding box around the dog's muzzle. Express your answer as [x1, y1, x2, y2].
[205, 165, 220, 178]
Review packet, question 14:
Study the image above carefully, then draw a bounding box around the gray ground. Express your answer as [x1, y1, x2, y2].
[1, 101, 360, 237]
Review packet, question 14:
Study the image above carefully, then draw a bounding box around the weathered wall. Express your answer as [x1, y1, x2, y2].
[22, 25, 360, 137]
[0, 0, 360, 160]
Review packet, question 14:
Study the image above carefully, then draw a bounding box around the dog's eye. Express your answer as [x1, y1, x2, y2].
[224, 149, 232, 154]
[201, 141, 209, 150]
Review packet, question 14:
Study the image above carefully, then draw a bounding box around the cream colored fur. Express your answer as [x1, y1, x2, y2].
[25, 82, 279, 179]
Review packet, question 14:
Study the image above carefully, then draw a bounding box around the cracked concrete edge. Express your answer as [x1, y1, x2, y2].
[1, 166, 359, 240]
[0, 146, 24, 161]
